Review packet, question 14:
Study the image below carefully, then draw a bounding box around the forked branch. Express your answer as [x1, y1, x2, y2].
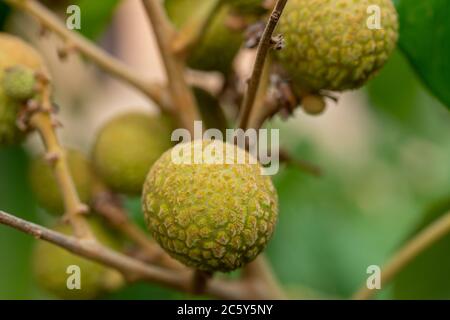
[0, 210, 283, 300]
[5, 0, 171, 111]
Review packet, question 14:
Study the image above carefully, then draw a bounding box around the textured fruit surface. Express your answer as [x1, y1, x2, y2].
[29, 149, 94, 215]
[165, 0, 243, 74]
[0, 33, 45, 145]
[276, 0, 398, 92]
[32, 219, 122, 299]
[92, 112, 174, 195]
[142, 140, 278, 272]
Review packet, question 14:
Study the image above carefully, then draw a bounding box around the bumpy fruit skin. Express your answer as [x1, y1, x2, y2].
[0, 33, 45, 145]
[33, 219, 122, 299]
[276, 0, 398, 92]
[92, 112, 174, 195]
[165, 0, 243, 74]
[29, 149, 94, 215]
[142, 140, 278, 272]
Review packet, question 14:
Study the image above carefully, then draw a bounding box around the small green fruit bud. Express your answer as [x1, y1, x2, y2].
[2, 66, 36, 101]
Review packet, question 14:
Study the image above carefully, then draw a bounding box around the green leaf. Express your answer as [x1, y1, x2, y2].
[75, 0, 120, 40]
[395, 0, 450, 109]
[393, 197, 450, 299]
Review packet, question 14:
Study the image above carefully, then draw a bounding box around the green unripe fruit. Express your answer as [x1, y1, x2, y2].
[32, 219, 123, 299]
[29, 149, 94, 215]
[2, 66, 36, 100]
[165, 0, 243, 74]
[142, 140, 278, 272]
[92, 112, 174, 195]
[276, 0, 399, 92]
[0, 33, 46, 146]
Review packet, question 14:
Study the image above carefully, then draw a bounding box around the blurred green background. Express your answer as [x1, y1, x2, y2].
[0, 0, 449, 299]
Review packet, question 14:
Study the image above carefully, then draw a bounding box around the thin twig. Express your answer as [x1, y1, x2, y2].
[279, 149, 322, 177]
[142, 0, 201, 134]
[5, 0, 170, 110]
[353, 211, 450, 300]
[28, 75, 92, 238]
[243, 255, 287, 299]
[31, 113, 92, 238]
[91, 188, 185, 271]
[0, 210, 278, 300]
[237, 0, 288, 130]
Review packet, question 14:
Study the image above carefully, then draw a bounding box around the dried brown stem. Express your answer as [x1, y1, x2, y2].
[237, 0, 288, 129]
[5, 0, 170, 110]
[28, 76, 92, 238]
[142, 0, 201, 134]
[0, 210, 279, 299]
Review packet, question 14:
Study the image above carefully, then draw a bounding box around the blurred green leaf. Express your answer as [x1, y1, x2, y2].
[0, 146, 37, 299]
[75, 0, 120, 40]
[395, 0, 450, 109]
[393, 197, 450, 299]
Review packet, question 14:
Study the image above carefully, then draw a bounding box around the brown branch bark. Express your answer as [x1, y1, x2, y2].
[142, 0, 201, 134]
[5, 0, 171, 111]
[30, 113, 92, 238]
[237, 0, 288, 130]
[0, 210, 279, 300]
[26, 76, 92, 238]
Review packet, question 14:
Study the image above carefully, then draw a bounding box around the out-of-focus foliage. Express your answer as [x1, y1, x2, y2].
[393, 198, 450, 299]
[75, 0, 120, 40]
[2, 0, 119, 40]
[394, 0, 450, 109]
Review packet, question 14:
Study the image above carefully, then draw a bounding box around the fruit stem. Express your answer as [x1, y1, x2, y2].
[0, 209, 268, 299]
[353, 210, 450, 300]
[237, 0, 288, 130]
[142, 0, 202, 134]
[5, 0, 171, 111]
[30, 111, 93, 239]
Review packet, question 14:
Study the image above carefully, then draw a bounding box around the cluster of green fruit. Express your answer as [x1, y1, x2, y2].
[164, 0, 398, 114]
[0, 0, 399, 299]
